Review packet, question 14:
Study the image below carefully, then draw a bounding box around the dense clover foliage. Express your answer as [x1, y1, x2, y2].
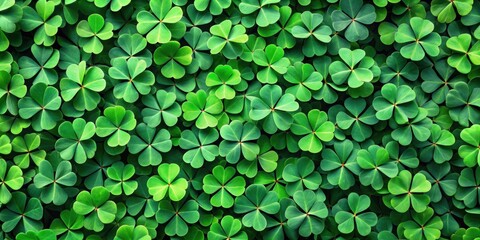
[2, 0, 480, 239]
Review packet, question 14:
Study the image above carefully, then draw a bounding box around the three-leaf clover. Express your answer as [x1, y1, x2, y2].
[329, 48, 377, 88]
[394, 17, 441, 61]
[387, 170, 431, 213]
[373, 83, 419, 124]
[357, 145, 398, 190]
[156, 199, 199, 237]
[136, 0, 184, 44]
[182, 90, 223, 129]
[285, 190, 328, 237]
[234, 184, 280, 231]
[206, 64, 242, 100]
[76, 14, 113, 54]
[219, 120, 260, 164]
[291, 109, 335, 153]
[0, 192, 43, 233]
[109, 58, 155, 103]
[284, 62, 323, 102]
[0, 158, 23, 204]
[20, 0, 62, 46]
[18, 45, 59, 85]
[18, 83, 62, 131]
[401, 207, 443, 240]
[147, 163, 188, 201]
[141, 90, 182, 128]
[207, 215, 248, 240]
[336, 98, 378, 142]
[179, 127, 219, 168]
[250, 84, 299, 134]
[431, 0, 473, 23]
[95, 106, 137, 147]
[282, 157, 321, 195]
[292, 11, 332, 57]
[331, 0, 376, 42]
[55, 118, 96, 164]
[104, 162, 138, 196]
[127, 123, 172, 167]
[33, 161, 77, 205]
[154, 41, 192, 79]
[0, 71, 26, 115]
[73, 186, 118, 232]
[446, 33, 480, 74]
[207, 20, 249, 59]
[252, 44, 290, 84]
[459, 124, 480, 167]
[333, 193, 378, 236]
[60, 61, 106, 111]
[203, 165, 246, 208]
[320, 140, 360, 190]
[239, 0, 280, 28]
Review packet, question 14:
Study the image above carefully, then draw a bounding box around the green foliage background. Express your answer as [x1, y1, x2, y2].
[0, 0, 480, 239]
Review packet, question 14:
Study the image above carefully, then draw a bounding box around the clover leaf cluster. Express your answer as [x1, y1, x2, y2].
[1, 0, 480, 239]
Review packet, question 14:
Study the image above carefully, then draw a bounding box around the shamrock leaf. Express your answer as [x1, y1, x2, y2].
[182, 90, 223, 129]
[219, 120, 260, 164]
[114, 225, 151, 240]
[283, 157, 321, 195]
[401, 207, 443, 240]
[388, 170, 431, 213]
[239, 0, 280, 28]
[206, 64, 242, 99]
[285, 190, 328, 237]
[320, 140, 360, 190]
[0, 158, 23, 204]
[105, 162, 138, 195]
[207, 20, 248, 59]
[394, 17, 441, 61]
[431, 0, 473, 23]
[332, 0, 376, 42]
[109, 33, 152, 67]
[455, 166, 480, 209]
[20, 0, 62, 46]
[127, 123, 172, 167]
[333, 193, 378, 236]
[0, 192, 43, 233]
[136, 0, 185, 44]
[184, 27, 213, 73]
[284, 62, 323, 102]
[203, 165, 246, 208]
[234, 184, 280, 231]
[420, 59, 463, 104]
[93, 0, 131, 12]
[446, 33, 480, 74]
[141, 90, 181, 128]
[257, 6, 302, 49]
[459, 124, 480, 167]
[380, 52, 419, 85]
[252, 44, 290, 84]
[329, 48, 377, 88]
[73, 186, 117, 232]
[357, 145, 398, 190]
[109, 58, 155, 103]
[292, 11, 332, 57]
[373, 83, 419, 124]
[18, 83, 62, 131]
[18, 45, 60, 85]
[446, 82, 480, 127]
[421, 162, 458, 203]
[147, 163, 188, 201]
[179, 127, 219, 168]
[33, 160, 77, 205]
[55, 118, 96, 164]
[154, 41, 192, 79]
[291, 109, 334, 153]
[95, 106, 137, 147]
[250, 85, 299, 134]
[390, 108, 433, 146]
[76, 14, 114, 54]
[419, 124, 455, 164]
[0, 71, 26, 115]
[336, 98, 378, 142]
[207, 215, 248, 240]
[194, 0, 231, 15]
[11, 133, 45, 168]
[50, 210, 85, 240]
[60, 61, 106, 111]
[156, 199, 199, 237]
